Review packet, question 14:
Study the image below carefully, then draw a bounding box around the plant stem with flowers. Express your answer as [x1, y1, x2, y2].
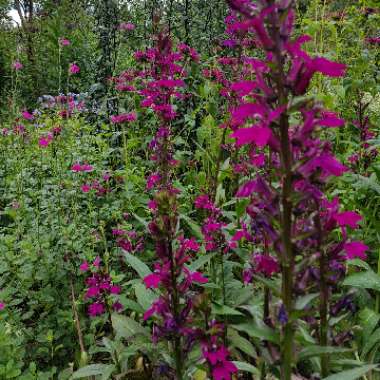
[224, 1, 369, 378]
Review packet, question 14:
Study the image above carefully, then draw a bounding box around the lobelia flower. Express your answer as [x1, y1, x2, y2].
[59, 38, 71, 46]
[119, 22, 135, 31]
[22, 110, 34, 121]
[344, 241, 369, 260]
[12, 60, 23, 70]
[69, 63, 80, 74]
[110, 112, 137, 124]
[80, 261, 89, 272]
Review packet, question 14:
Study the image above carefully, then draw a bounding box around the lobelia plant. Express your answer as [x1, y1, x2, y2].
[120, 33, 212, 379]
[223, 0, 369, 378]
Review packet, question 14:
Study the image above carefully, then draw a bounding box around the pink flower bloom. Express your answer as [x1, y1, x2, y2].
[110, 285, 121, 294]
[12, 60, 23, 70]
[80, 261, 89, 272]
[144, 273, 162, 289]
[110, 112, 137, 124]
[81, 184, 91, 193]
[88, 302, 105, 317]
[254, 254, 280, 277]
[119, 22, 135, 31]
[230, 125, 272, 147]
[344, 241, 369, 260]
[112, 301, 123, 311]
[69, 63, 80, 74]
[318, 112, 345, 128]
[59, 38, 71, 46]
[86, 286, 100, 298]
[212, 362, 238, 380]
[84, 164, 94, 172]
[22, 110, 34, 121]
[148, 199, 158, 210]
[39, 135, 53, 148]
[236, 180, 257, 198]
[312, 57, 347, 77]
[146, 173, 160, 190]
[190, 271, 208, 284]
[93, 256, 101, 268]
[0, 302, 4, 310]
[231, 103, 266, 123]
[334, 211, 362, 229]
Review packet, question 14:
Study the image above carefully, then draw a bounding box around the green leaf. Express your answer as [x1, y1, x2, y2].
[123, 252, 152, 278]
[212, 303, 243, 316]
[111, 314, 149, 340]
[322, 364, 378, 380]
[295, 293, 319, 310]
[188, 252, 217, 271]
[134, 283, 157, 310]
[343, 270, 380, 292]
[233, 323, 279, 344]
[228, 328, 257, 358]
[232, 361, 260, 376]
[359, 308, 380, 343]
[361, 327, 380, 358]
[298, 345, 352, 361]
[72, 364, 115, 379]
[180, 214, 203, 240]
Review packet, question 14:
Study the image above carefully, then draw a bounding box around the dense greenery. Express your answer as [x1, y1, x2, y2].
[0, 1, 379, 379]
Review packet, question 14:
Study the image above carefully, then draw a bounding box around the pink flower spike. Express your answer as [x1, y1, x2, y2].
[190, 271, 208, 284]
[22, 110, 34, 121]
[110, 285, 121, 294]
[79, 261, 89, 272]
[12, 61, 23, 70]
[71, 163, 82, 172]
[313, 57, 346, 77]
[69, 63, 80, 74]
[334, 211, 362, 229]
[143, 273, 161, 289]
[93, 256, 101, 268]
[39, 136, 52, 148]
[230, 125, 271, 147]
[59, 38, 71, 46]
[81, 184, 91, 193]
[0, 302, 5, 310]
[318, 112, 345, 128]
[344, 241, 369, 260]
[88, 302, 105, 317]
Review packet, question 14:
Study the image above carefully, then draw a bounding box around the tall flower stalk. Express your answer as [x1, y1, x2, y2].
[121, 34, 208, 378]
[224, 0, 367, 378]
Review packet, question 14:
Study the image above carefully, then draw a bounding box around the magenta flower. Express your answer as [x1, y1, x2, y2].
[69, 63, 80, 74]
[22, 110, 34, 121]
[0, 302, 4, 310]
[112, 301, 123, 312]
[93, 256, 101, 268]
[312, 57, 347, 77]
[334, 211, 362, 229]
[119, 22, 135, 31]
[59, 37, 71, 46]
[230, 125, 272, 147]
[88, 302, 105, 317]
[110, 112, 137, 124]
[189, 271, 208, 284]
[110, 285, 121, 295]
[344, 241, 369, 260]
[143, 273, 162, 289]
[39, 133, 53, 148]
[12, 60, 23, 70]
[81, 184, 91, 193]
[80, 261, 89, 272]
